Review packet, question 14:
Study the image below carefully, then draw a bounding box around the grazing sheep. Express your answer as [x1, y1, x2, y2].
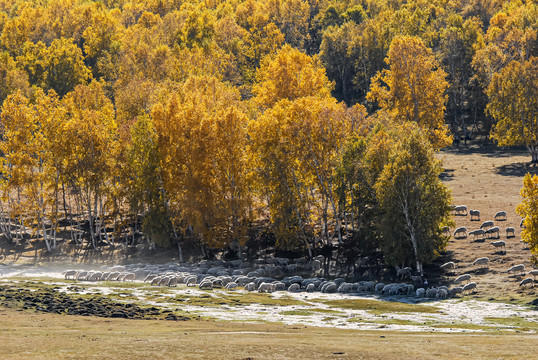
[159, 276, 171, 287]
[199, 280, 213, 290]
[337, 282, 353, 293]
[473, 257, 490, 268]
[63, 270, 77, 280]
[454, 274, 472, 284]
[375, 283, 385, 294]
[116, 273, 127, 282]
[123, 273, 135, 282]
[151, 276, 162, 286]
[168, 276, 179, 287]
[258, 282, 275, 293]
[225, 282, 238, 291]
[76, 271, 88, 280]
[144, 274, 157, 283]
[490, 240, 506, 253]
[273, 282, 286, 291]
[440, 262, 456, 271]
[480, 221, 494, 229]
[469, 229, 486, 240]
[416, 288, 425, 297]
[453, 227, 468, 238]
[462, 282, 477, 294]
[185, 275, 197, 287]
[486, 226, 500, 239]
[306, 283, 316, 292]
[288, 283, 301, 292]
[436, 288, 448, 299]
[494, 211, 507, 221]
[89, 271, 103, 281]
[364, 281, 376, 292]
[454, 205, 468, 215]
[321, 282, 337, 293]
[469, 209, 480, 221]
[529, 270, 538, 280]
[507, 264, 525, 274]
[101, 272, 111, 281]
[244, 282, 256, 291]
[519, 278, 534, 288]
[449, 287, 464, 297]
[426, 288, 438, 298]
[506, 227, 515, 238]
[107, 272, 121, 281]
[442, 226, 451, 237]
[521, 218, 526, 228]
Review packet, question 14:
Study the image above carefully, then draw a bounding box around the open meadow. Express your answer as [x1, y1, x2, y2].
[0, 143, 538, 358]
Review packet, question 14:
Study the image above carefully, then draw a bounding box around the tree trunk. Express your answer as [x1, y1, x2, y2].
[402, 201, 422, 276]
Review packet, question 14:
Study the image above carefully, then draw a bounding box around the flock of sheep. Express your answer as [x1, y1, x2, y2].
[442, 205, 537, 291]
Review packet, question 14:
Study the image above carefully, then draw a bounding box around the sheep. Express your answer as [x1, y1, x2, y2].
[442, 226, 451, 237]
[244, 282, 256, 291]
[185, 275, 197, 287]
[529, 269, 538, 280]
[225, 282, 238, 291]
[490, 240, 506, 254]
[123, 273, 135, 282]
[321, 282, 337, 293]
[306, 283, 316, 292]
[454, 205, 468, 215]
[480, 221, 494, 229]
[258, 282, 275, 293]
[199, 280, 213, 290]
[426, 288, 438, 298]
[375, 283, 385, 294]
[76, 271, 88, 280]
[473, 257, 490, 268]
[273, 282, 286, 291]
[507, 264, 525, 274]
[168, 276, 179, 287]
[101, 272, 111, 281]
[288, 283, 301, 292]
[416, 288, 425, 297]
[454, 274, 472, 284]
[485, 226, 500, 239]
[440, 262, 456, 271]
[521, 218, 526, 228]
[506, 227, 515, 238]
[364, 281, 376, 292]
[144, 274, 158, 283]
[469, 229, 486, 240]
[462, 282, 477, 294]
[519, 278, 534, 288]
[63, 270, 77, 280]
[89, 271, 103, 281]
[107, 272, 121, 281]
[436, 288, 448, 299]
[396, 266, 412, 279]
[151, 276, 162, 286]
[469, 209, 480, 221]
[453, 227, 468, 238]
[337, 282, 353, 293]
[449, 287, 464, 297]
[494, 211, 507, 221]
[159, 276, 171, 287]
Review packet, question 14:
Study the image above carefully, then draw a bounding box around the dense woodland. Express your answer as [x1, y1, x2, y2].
[0, 0, 537, 273]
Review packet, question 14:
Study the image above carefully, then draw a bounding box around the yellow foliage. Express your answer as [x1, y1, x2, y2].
[517, 173, 538, 264]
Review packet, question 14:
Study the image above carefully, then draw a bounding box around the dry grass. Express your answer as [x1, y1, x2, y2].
[1, 307, 538, 360]
[436, 144, 538, 303]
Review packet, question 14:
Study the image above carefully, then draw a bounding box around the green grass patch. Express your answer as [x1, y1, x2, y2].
[485, 316, 538, 331]
[174, 292, 306, 307]
[322, 299, 440, 314]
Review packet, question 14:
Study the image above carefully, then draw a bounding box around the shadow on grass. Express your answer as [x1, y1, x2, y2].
[495, 162, 538, 177]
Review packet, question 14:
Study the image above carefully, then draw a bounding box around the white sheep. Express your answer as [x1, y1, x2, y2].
[449, 286, 464, 296]
[396, 266, 412, 279]
[199, 280, 213, 290]
[473, 257, 490, 268]
[529, 269, 538, 280]
[520, 218, 526, 228]
[306, 283, 316, 292]
[123, 273, 135, 282]
[225, 282, 238, 290]
[469, 209, 480, 221]
[185, 275, 197, 287]
[485, 226, 500, 239]
[507, 264, 525, 274]
[440, 262, 455, 271]
[159, 276, 171, 286]
[436, 288, 448, 299]
[416, 288, 425, 297]
[337, 282, 353, 293]
[490, 240, 506, 253]
[442, 226, 451, 237]
[426, 288, 438, 298]
[454, 205, 468, 215]
[151, 276, 162, 286]
[274, 282, 286, 291]
[480, 221, 494, 229]
[321, 282, 337, 293]
[63, 269, 77, 280]
[168, 276, 179, 287]
[288, 283, 301, 292]
[469, 229, 486, 240]
[258, 282, 275, 293]
[375, 283, 385, 294]
[144, 274, 157, 283]
[519, 278, 534, 288]
[494, 211, 507, 221]
[453, 227, 468, 238]
[454, 274, 471, 284]
[506, 227, 515, 238]
[76, 271, 88, 280]
[462, 282, 477, 294]
[244, 282, 256, 291]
